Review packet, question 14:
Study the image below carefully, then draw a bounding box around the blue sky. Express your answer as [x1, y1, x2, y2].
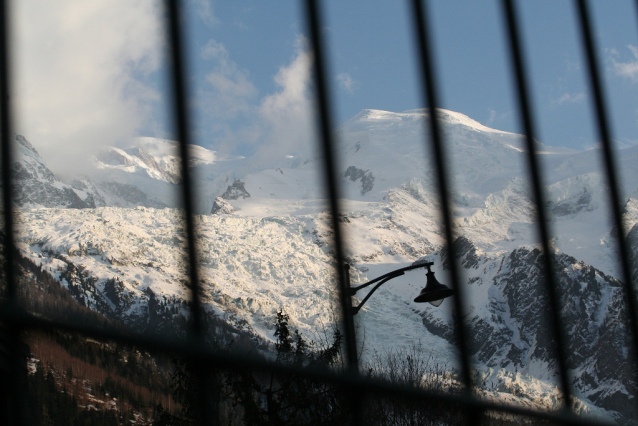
[182, 0, 638, 154]
[11, 1, 638, 170]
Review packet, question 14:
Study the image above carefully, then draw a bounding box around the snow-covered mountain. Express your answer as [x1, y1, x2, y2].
[413, 237, 635, 418]
[9, 108, 638, 422]
[7, 134, 246, 210]
[85, 137, 245, 209]
[11, 135, 95, 208]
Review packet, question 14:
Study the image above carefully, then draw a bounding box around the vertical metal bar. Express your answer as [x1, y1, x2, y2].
[164, 1, 212, 424]
[303, 1, 362, 424]
[165, 0, 202, 337]
[303, 0, 358, 373]
[409, 0, 474, 403]
[0, 0, 25, 425]
[575, 0, 638, 410]
[0, 0, 15, 303]
[500, 0, 573, 408]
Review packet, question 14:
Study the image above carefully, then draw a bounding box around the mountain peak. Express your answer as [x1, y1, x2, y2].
[348, 108, 511, 135]
[15, 134, 45, 163]
[11, 134, 94, 209]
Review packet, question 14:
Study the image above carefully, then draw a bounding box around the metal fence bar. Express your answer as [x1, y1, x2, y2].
[500, 0, 573, 408]
[164, 1, 213, 424]
[0, 304, 618, 426]
[0, 0, 26, 425]
[303, 1, 362, 423]
[165, 0, 203, 338]
[303, 0, 357, 370]
[409, 0, 475, 399]
[409, 1, 489, 424]
[0, 0, 14, 302]
[0, 1, 633, 425]
[575, 0, 638, 413]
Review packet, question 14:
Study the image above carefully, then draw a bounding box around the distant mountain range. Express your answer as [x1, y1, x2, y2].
[8, 108, 638, 421]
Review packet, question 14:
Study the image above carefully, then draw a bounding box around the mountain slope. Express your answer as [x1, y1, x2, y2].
[11, 108, 638, 422]
[11, 135, 94, 208]
[413, 237, 635, 418]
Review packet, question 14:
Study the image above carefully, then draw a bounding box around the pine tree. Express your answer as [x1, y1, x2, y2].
[221, 309, 347, 426]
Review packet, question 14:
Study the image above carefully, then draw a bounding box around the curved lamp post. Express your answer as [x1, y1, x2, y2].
[345, 262, 454, 315]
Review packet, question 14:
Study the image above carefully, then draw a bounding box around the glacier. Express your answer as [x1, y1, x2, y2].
[7, 108, 638, 422]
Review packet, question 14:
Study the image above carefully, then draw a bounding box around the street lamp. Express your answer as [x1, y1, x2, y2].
[345, 262, 454, 315]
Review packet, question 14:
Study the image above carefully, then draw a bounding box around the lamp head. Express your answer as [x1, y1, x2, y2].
[413, 267, 454, 307]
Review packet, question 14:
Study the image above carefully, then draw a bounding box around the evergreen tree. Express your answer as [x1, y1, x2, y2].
[221, 309, 347, 426]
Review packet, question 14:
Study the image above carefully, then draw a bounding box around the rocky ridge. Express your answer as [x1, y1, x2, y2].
[416, 237, 636, 419]
[11, 135, 95, 209]
[10, 108, 638, 421]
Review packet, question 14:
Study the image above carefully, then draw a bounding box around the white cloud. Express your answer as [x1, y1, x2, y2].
[554, 92, 585, 105]
[255, 37, 316, 165]
[336, 72, 356, 94]
[190, 0, 218, 27]
[583, 138, 638, 151]
[12, 0, 164, 174]
[200, 39, 257, 119]
[486, 108, 497, 125]
[611, 45, 638, 82]
[485, 108, 510, 127]
[197, 35, 316, 167]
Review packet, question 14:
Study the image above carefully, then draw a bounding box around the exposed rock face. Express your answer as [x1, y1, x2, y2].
[211, 196, 235, 215]
[126, 147, 181, 184]
[11, 135, 94, 208]
[439, 236, 481, 270]
[420, 237, 637, 419]
[345, 165, 375, 195]
[96, 146, 181, 184]
[547, 187, 593, 217]
[97, 181, 168, 209]
[70, 177, 108, 207]
[221, 179, 250, 200]
[626, 223, 638, 287]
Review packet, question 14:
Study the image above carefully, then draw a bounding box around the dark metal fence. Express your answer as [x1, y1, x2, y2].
[0, 0, 635, 425]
